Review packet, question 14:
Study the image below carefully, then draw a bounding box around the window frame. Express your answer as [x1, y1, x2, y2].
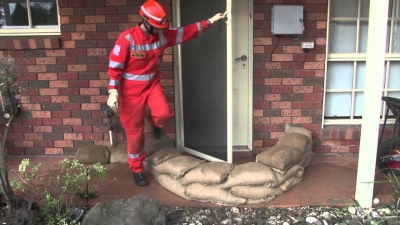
[322, 0, 400, 126]
[0, 0, 60, 36]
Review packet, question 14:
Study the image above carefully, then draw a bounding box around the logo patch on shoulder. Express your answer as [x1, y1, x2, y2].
[113, 45, 121, 56]
[131, 52, 146, 59]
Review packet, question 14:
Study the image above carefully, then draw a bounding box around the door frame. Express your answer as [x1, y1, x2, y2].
[172, 0, 253, 162]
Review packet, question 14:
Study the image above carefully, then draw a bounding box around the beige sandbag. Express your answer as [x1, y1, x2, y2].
[246, 196, 275, 204]
[146, 148, 182, 165]
[299, 151, 315, 168]
[144, 135, 175, 156]
[271, 165, 304, 187]
[186, 183, 246, 206]
[180, 162, 233, 185]
[230, 185, 284, 200]
[256, 145, 303, 171]
[285, 124, 313, 140]
[151, 156, 205, 177]
[277, 132, 311, 153]
[279, 176, 302, 191]
[217, 162, 277, 189]
[75, 145, 110, 164]
[153, 174, 191, 200]
[108, 143, 128, 164]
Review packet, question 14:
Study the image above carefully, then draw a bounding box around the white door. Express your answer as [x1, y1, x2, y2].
[173, 0, 252, 162]
[232, 0, 251, 148]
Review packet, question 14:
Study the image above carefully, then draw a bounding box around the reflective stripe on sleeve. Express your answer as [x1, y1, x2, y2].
[122, 72, 156, 81]
[125, 34, 135, 45]
[176, 27, 184, 44]
[127, 150, 145, 159]
[196, 22, 204, 35]
[109, 79, 119, 86]
[109, 61, 124, 69]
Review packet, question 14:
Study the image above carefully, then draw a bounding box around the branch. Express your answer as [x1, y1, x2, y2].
[1, 114, 15, 155]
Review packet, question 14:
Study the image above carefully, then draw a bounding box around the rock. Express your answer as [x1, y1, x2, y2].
[109, 142, 128, 164]
[75, 145, 110, 164]
[81, 195, 165, 225]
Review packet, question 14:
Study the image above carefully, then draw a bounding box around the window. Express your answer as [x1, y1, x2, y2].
[0, 0, 60, 36]
[324, 0, 400, 124]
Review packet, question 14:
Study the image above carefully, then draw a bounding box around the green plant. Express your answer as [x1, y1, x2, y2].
[11, 158, 107, 224]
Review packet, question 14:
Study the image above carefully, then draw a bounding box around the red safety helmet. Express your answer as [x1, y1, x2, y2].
[139, 0, 169, 29]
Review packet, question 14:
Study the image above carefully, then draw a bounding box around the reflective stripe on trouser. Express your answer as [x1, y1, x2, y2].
[119, 81, 174, 173]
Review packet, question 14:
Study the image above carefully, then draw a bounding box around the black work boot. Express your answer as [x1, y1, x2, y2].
[133, 172, 148, 186]
[152, 125, 162, 139]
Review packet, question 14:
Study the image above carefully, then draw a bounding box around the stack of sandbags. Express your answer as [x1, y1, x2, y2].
[255, 125, 314, 191]
[143, 126, 314, 206]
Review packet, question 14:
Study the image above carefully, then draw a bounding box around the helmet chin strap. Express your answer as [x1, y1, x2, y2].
[143, 20, 156, 34]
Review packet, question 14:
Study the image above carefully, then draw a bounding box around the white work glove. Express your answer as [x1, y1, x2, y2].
[208, 11, 228, 25]
[107, 89, 119, 112]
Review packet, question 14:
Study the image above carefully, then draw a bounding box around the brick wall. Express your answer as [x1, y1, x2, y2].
[0, 0, 392, 156]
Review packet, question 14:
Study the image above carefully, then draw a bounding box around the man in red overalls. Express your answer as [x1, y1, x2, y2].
[107, 0, 227, 186]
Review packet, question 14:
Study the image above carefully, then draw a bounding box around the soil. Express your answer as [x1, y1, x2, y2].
[1, 201, 399, 225]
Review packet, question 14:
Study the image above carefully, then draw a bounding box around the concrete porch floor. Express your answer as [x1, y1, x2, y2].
[5, 154, 396, 208]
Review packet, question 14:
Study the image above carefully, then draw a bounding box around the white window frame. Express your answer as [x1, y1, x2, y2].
[323, 0, 400, 126]
[0, 0, 60, 36]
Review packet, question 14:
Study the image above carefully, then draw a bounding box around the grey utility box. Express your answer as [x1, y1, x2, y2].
[271, 5, 304, 35]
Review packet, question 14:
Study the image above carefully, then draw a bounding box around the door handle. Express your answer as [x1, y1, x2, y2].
[235, 55, 247, 61]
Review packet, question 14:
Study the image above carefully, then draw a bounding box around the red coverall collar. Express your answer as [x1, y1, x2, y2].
[136, 23, 158, 41]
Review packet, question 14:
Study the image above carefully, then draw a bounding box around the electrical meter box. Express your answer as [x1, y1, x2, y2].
[271, 5, 304, 35]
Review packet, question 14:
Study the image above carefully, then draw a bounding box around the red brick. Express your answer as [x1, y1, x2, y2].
[304, 62, 324, 69]
[73, 126, 92, 132]
[264, 94, 281, 101]
[33, 126, 53, 132]
[87, 64, 108, 72]
[61, 41, 76, 49]
[44, 148, 64, 154]
[81, 103, 101, 110]
[60, 16, 69, 24]
[60, 88, 80, 95]
[254, 102, 271, 109]
[281, 109, 301, 116]
[51, 96, 70, 103]
[271, 101, 292, 109]
[127, 14, 142, 22]
[254, 46, 265, 53]
[293, 86, 313, 93]
[24, 133, 44, 140]
[22, 118, 42, 126]
[54, 141, 73, 148]
[282, 62, 304, 70]
[27, 65, 47, 72]
[8, 133, 24, 141]
[263, 124, 282, 132]
[87, 48, 108, 56]
[59, 73, 79, 80]
[80, 88, 100, 95]
[96, 7, 117, 15]
[39, 88, 59, 95]
[93, 126, 108, 132]
[43, 119, 63, 125]
[34, 140, 53, 148]
[292, 117, 313, 124]
[270, 132, 284, 139]
[38, 73, 57, 80]
[303, 93, 323, 100]
[293, 101, 314, 109]
[76, 24, 96, 31]
[105, 0, 126, 6]
[64, 133, 83, 140]
[31, 111, 51, 118]
[90, 96, 107, 102]
[84, 133, 103, 140]
[272, 54, 293, 61]
[271, 86, 293, 93]
[253, 117, 271, 124]
[52, 111, 71, 118]
[316, 37, 326, 45]
[71, 32, 86, 40]
[282, 78, 302, 85]
[63, 118, 82, 125]
[271, 117, 291, 124]
[66, 49, 87, 57]
[49, 80, 68, 88]
[105, 15, 128, 23]
[294, 70, 315, 77]
[253, 110, 263, 116]
[85, 15, 106, 23]
[293, 54, 306, 62]
[254, 37, 272, 45]
[15, 141, 34, 148]
[61, 103, 81, 110]
[67, 64, 87, 71]
[264, 78, 281, 85]
[21, 104, 41, 111]
[45, 50, 66, 57]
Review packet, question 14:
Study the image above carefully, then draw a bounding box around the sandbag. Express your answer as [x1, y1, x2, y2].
[153, 174, 191, 200]
[279, 176, 302, 191]
[151, 156, 205, 178]
[75, 145, 110, 165]
[298, 151, 315, 168]
[146, 148, 181, 165]
[277, 132, 311, 153]
[230, 185, 284, 200]
[271, 165, 304, 187]
[284, 124, 313, 141]
[185, 183, 246, 206]
[108, 143, 128, 164]
[217, 162, 277, 189]
[180, 162, 234, 185]
[144, 135, 175, 157]
[256, 145, 303, 171]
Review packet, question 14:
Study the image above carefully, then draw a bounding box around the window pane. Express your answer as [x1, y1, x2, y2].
[391, 0, 400, 17]
[361, 0, 370, 17]
[329, 21, 357, 53]
[359, 21, 368, 53]
[387, 21, 391, 53]
[388, 61, 400, 88]
[354, 92, 364, 116]
[387, 91, 400, 116]
[327, 62, 354, 89]
[356, 62, 366, 89]
[330, 0, 358, 17]
[391, 20, 400, 52]
[30, 2, 58, 26]
[325, 93, 352, 117]
[0, 2, 4, 26]
[10, 3, 28, 26]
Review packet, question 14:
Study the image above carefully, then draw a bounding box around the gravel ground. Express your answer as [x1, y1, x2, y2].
[164, 203, 399, 225]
